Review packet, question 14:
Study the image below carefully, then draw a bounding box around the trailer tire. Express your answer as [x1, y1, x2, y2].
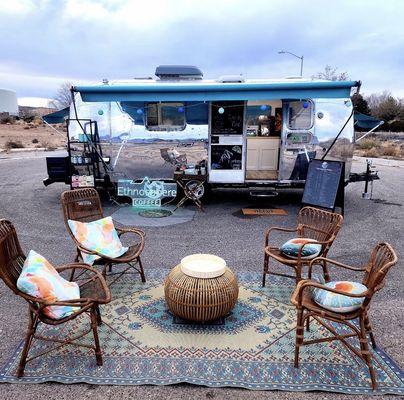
[185, 180, 205, 200]
[174, 181, 211, 203]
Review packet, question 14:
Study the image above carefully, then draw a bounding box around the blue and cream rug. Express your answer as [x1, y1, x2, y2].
[0, 270, 403, 395]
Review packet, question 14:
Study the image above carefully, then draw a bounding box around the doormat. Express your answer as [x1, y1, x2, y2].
[242, 208, 288, 216]
[1, 270, 403, 395]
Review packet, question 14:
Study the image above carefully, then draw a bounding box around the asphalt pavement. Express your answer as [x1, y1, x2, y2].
[0, 151, 402, 400]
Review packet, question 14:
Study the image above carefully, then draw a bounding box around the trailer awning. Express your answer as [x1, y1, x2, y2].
[42, 107, 70, 124]
[354, 111, 383, 130]
[74, 80, 360, 102]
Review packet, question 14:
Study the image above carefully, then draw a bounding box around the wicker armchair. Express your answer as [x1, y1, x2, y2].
[0, 219, 111, 377]
[61, 188, 146, 285]
[291, 243, 397, 390]
[263, 206, 343, 285]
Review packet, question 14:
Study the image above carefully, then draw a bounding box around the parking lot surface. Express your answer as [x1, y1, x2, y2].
[0, 152, 402, 400]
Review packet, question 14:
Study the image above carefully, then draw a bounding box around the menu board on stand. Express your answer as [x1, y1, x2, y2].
[302, 159, 345, 215]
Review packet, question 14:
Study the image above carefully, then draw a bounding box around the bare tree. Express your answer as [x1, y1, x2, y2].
[312, 65, 349, 81]
[367, 91, 391, 112]
[51, 82, 73, 109]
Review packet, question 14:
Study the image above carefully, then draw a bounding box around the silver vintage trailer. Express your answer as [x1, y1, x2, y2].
[44, 66, 362, 200]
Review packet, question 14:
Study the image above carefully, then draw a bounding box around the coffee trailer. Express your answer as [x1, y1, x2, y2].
[44, 66, 364, 201]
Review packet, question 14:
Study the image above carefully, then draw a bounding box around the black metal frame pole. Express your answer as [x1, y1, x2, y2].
[321, 108, 354, 161]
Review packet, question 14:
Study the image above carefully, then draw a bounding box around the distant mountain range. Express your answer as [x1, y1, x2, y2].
[18, 97, 57, 108]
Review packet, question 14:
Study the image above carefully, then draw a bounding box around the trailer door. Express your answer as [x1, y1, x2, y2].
[208, 101, 246, 183]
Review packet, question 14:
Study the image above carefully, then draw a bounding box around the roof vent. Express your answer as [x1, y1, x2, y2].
[217, 75, 245, 83]
[155, 65, 203, 80]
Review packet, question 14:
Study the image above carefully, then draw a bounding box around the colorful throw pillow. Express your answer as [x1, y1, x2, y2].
[17, 250, 80, 320]
[312, 281, 367, 313]
[280, 238, 322, 259]
[68, 216, 128, 265]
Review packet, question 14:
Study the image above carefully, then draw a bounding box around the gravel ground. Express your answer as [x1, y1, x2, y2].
[0, 151, 402, 400]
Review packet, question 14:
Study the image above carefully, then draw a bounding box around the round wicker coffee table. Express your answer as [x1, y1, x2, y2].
[164, 254, 239, 322]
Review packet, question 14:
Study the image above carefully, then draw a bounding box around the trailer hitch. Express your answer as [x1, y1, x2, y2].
[349, 159, 379, 199]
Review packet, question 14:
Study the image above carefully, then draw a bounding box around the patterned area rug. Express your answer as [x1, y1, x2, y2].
[1, 270, 403, 395]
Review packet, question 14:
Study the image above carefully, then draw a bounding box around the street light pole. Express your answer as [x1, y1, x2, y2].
[278, 50, 304, 77]
[300, 55, 304, 77]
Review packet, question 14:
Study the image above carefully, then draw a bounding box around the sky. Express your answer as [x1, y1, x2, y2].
[0, 0, 403, 100]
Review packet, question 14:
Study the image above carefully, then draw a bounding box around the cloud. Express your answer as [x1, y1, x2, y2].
[0, 0, 403, 97]
[0, 0, 35, 15]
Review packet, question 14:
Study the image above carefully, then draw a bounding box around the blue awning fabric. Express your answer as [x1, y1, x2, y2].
[74, 80, 359, 103]
[42, 107, 70, 124]
[120, 101, 145, 125]
[354, 112, 383, 130]
[185, 102, 208, 124]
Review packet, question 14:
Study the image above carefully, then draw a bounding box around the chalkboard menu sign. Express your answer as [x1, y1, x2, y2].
[211, 145, 242, 170]
[302, 160, 345, 213]
[211, 101, 244, 135]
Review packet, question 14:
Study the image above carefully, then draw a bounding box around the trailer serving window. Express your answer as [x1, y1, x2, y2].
[287, 100, 313, 130]
[146, 102, 186, 131]
[246, 105, 272, 136]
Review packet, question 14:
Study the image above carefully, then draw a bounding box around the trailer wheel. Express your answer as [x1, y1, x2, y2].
[185, 180, 205, 200]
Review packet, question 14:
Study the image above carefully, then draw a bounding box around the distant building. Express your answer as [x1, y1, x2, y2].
[0, 88, 19, 116]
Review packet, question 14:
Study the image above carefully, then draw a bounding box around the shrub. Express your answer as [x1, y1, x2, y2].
[41, 141, 57, 151]
[381, 144, 399, 157]
[22, 115, 35, 123]
[32, 116, 43, 126]
[0, 116, 16, 124]
[356, 138, 381, 150]
[5, 140, 25, 150]
[32, 138, 39, 144]
[362, 147, 380, 158]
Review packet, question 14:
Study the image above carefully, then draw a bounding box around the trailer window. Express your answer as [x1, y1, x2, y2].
[287, 101, 313, 130]
[246, 105, 272, 136]
[146, 102, 186, 130]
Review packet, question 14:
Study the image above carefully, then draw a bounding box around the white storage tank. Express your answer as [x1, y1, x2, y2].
[0, 88, 18, 116]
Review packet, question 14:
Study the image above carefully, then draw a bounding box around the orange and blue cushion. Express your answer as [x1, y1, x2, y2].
[312, 281, 367, 313]
[280, 238, 322, 259]
[68, 216, 128, 265]
[17, 250, 80, 320]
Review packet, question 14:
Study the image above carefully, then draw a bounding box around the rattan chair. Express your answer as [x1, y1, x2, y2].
[263, 206, 343, 285]
[0, 219, 111, 377]
[291, 243, 397, 390]
[61, 188, 146, 284]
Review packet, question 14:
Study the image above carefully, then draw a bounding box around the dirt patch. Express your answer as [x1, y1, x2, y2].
[0, 121, 66, 151]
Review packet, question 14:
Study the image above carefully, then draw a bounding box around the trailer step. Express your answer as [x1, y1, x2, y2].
[249, 190, 279, 198]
